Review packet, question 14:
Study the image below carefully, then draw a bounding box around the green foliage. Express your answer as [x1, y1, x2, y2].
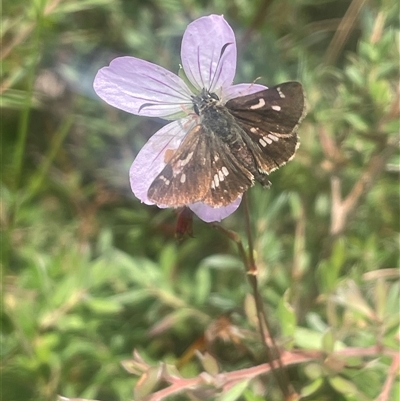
[2, 0, 399, 400]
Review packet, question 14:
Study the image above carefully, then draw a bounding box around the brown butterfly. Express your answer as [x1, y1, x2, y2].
[148, 81, 306, 207]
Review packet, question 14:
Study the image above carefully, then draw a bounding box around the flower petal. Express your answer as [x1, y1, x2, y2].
[222, 83, 268, 102]
[181, 15, 237, 94]
[130, 117, 196, 204]
[94, 56, 193, 118]
[189, 196, 242, 222]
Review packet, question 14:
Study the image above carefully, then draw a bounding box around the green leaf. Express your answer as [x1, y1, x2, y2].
[328, 376, 361, 397]
[369, 79, 391, 106]
[217, 380, 250, 401]
[304, 362, 324, 380]
[159, 243, 178, 275]
[322, 328, 335, 353]
[317, 238, 346, 293]
[84, 297, 123, 314]
[243, 390, 268, 401]
[294, 327, 323, 349]
[344, 113, 369, 132]
[277, 290, 297, 337]
[200, 254, 243, 271]
[134, 366, 163, 399]
[194, 266, 211, 305]
[300, 377, 324, 397]
[54, 0, 111, 14]
[345, 65, 364, 87]
[198, 352, 219, 376]
[334, 280, 375, 320]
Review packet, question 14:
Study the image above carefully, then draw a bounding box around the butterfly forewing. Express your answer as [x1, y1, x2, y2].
[226, 82, 305, 131]
[225, 82, 305, 173]
[147, 125, 211, 206]
[148, 124, 255, 208]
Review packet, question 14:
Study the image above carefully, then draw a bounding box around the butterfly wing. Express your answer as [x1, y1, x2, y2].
[148, 124, 255, 208]
[200, 136, 254, 207]
[225, 81, 306, 174]
[147, 125, 211, 207]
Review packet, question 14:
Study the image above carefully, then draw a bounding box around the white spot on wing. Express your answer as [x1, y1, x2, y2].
[214, 174, 220, 187]
[277, 87, 285, 98]
[250, 98, 266, 109]
[263, 136, 273, 145]
[268, 134, 279, 142]
[178, 151, 193, 167]
[271, 105, 281, 111]
[218, 170, 224, 181]
[160, 176, 170, 185]
[222, 166, 229, 176]
[180, 173, 186, 183]
[259, 138, 267, 147]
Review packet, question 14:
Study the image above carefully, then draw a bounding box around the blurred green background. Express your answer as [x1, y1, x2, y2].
[2, 0, 399, 400]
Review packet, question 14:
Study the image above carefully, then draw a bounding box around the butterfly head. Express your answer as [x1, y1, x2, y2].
[192, 89, 220, 116]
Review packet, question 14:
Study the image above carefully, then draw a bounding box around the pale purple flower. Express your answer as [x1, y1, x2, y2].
[93, 14, 266, 222]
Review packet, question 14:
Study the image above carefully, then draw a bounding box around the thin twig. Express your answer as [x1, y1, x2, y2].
[376, 353, 400, 401]
[330, 139, 398, 235]
[243, 193, 256, 272]
[144, 349, 317, 401]
[210, 223, 248, 267]
[242, 193, 296, 399]
[324, 0, 366, 64]
[212, 195, 299, 398]
[211, 219, 292, 397]
[1, 0, 63, 61]
[138, 345, 396, 401]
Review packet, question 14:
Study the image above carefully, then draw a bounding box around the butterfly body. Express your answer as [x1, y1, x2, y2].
[147, 82, 306, 208]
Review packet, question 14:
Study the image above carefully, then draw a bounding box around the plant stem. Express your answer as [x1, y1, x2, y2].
[5, 2, 45, 272]
[242, 192, 295, 399]
[13, 2, 45, 196]
[213, 194, 297, 399]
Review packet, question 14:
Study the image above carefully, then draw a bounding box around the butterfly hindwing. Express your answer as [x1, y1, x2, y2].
[201, 137, 254, 207]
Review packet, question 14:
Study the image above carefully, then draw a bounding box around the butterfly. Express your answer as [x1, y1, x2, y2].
[147, 81, 306, 207]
